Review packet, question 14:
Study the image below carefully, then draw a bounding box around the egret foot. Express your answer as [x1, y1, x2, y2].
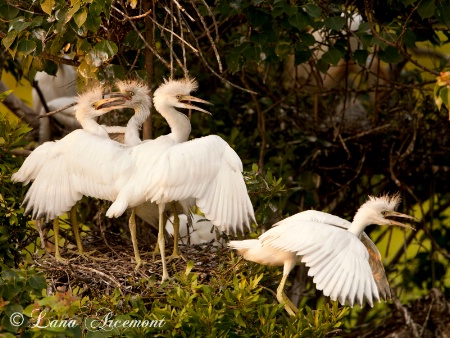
[128, 209, 143, 270]
[67, 249, 109, 261]
[276, 274, 299, 316]
[53, 219, 68, 263]
[166, 251, 187, 263]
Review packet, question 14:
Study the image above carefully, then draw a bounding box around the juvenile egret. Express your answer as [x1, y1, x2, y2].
[13, 85, 128, 260]
[18, 78, 255, 281]
[229, 194, 415, 316]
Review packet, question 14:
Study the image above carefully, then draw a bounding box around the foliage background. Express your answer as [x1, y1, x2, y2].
[1, 0, 450, 336]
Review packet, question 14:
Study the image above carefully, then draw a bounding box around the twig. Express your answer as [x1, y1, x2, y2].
[189, 0, 223, 73]
[37, 102, 78, 118]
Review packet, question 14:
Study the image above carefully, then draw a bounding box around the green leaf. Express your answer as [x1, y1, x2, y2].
[2, 31, 17, 50]
[378, 45, 403, 63]
[353, 49, 369, 66]
[28, 274, 47, 293]
[40, 0, 55, 15]
[288, 12, 309, 30]
[123, 30, 145, 49]
[294, 50, 312, 64]
[324, 16, 346, 31]
[85, 3, 102, 32]
[226, 50, 243, 74]
[17, 40, 37, 56]
[320, 46, 343, 66]
[417, 0, 436, 19]
[436, 2, 450, 25]
[402, 29, 416, 48]
[0, 4, 20, 20]
[11, 18, 31, 33]
[74, 7, 88, 27]
[246, 8, 270, 28]
[305, 4, 321, 18]
[275, 43, 291, 60]
[85, 40, 118, 67]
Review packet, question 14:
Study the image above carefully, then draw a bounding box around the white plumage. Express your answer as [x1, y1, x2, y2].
[13, 84, 129, 260]
[229, 194, 414, 315]
[165, 214, 223, 249]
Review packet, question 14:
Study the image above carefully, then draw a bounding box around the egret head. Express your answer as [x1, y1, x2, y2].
[75, 85, 127, 120]
[93, 80, 151, 112]
[354, 194, 416, 229]
[153, 77, 212, 114]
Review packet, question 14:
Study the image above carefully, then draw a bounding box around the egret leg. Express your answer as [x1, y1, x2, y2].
[52, 219, 66, 263]
[129, 208, 142, 270]
[70, 204, 84, 255]
[158, 204, 169, 282]
[276, 274, 299, 316]
[167, 205, 186, 262]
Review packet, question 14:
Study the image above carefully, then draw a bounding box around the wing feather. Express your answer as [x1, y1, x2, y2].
[142, 135, 254, 234]
[22, 130, 133, 220]
[259, 215, 379, 307]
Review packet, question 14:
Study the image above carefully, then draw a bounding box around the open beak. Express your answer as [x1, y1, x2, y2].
[94, 96, 128, 110]
[179, 95, 212, 115]
[385, 211, 417, 230]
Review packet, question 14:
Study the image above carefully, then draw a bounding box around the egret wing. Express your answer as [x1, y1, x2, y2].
[260, 217, 379, 307]
[144, 135, 254, 234]
[22, 130, 133, 220]
[283, 210, 390, 300]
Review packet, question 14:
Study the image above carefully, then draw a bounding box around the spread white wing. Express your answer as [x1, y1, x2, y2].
[143, 135, 255, 234]
[260, 212, 380, 307]
[22, 130, 133, 220]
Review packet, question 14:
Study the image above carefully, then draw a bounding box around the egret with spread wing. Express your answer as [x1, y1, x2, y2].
[229, 194, 415, 316]
[12, 85, 128, 260]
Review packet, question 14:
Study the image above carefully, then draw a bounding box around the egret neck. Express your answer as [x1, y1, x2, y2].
[348, 207, 371, 236]
[76, 113, 109, 138]
[154, 100, 191, 143]
[124, 102, 150, 145]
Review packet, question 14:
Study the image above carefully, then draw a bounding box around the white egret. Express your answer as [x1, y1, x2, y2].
[18, 78, 255, 281]
[13, 85, 128, 260]
[229, 194, 415, 316]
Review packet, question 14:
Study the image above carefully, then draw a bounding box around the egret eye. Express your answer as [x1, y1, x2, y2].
[128, 91, 135, 96]
[176, 94, 182, 100]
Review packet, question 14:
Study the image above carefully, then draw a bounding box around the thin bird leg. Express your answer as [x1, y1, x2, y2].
[277, 274, 299, 316]
[158, 203, 169, 282]
[167, 203, 187, 262]
[52, 219, 66, 263]
[129, 208, 142, 270]
[70, 204, 84, 255]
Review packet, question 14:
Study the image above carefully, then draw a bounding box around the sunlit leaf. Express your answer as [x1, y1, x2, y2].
[74, 7, 88, 27]
[2, 31, 17, 50]
[40, 0, 55, 15]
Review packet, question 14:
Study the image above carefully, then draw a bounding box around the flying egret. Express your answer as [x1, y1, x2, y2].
[12, 85, 128, 260]
[229, 194, 415, 316]
[18, 78, 256, 281]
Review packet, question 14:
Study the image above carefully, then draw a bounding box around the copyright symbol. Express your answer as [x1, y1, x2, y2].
[10, 312, 25, 327]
